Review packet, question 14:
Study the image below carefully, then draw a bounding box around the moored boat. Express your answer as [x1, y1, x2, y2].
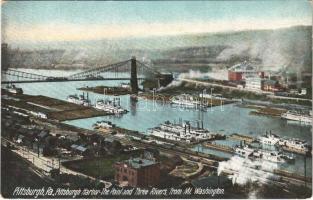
[148, 119, 214, 143]
[170, 94, 207, 109]
[234, 145, 295, 163]
[281, 110, 312, 125]
[258, 132, 280, 145]
[93, 120, 115, 129]
[67, 92, 91, 106]
[6, 84, 23, 94]
[94, 98, 128, 114]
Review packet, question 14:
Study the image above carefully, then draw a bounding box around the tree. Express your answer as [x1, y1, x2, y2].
[110, 140, 122, 154]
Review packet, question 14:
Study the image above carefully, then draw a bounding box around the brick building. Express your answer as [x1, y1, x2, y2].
[114, 157, 160, 187]
[228, 62, 264, 81]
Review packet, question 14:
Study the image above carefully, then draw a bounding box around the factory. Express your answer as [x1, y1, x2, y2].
[228, 61, 264, 81]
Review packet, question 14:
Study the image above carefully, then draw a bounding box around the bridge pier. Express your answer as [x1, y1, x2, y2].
[130, 56, 139, 93]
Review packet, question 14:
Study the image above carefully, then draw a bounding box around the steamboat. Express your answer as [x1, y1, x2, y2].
[94, 97, 128, 114]
[281, 110, 312, 125]
[170, 94, 207, 108]
[234, 145, 294, 163]
[259, 133, 311, 154]
[5, 84, 23, 94]
[93, 120, 116, 129]
[67, 92, 91, 106]
[148, 119, 214, 143]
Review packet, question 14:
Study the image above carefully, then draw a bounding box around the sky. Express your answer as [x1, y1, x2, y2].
[2, 1, 312, 43]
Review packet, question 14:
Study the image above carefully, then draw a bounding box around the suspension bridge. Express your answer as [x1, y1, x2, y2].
[1, 57, 173, 93]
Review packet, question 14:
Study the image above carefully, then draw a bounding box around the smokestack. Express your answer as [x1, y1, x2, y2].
[184, 125, 187, 134]
[201, 121, 204, 129]
[197, 121, 200, 129]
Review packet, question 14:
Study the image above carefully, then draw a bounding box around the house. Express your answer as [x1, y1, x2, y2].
[71, 144, 90, 156]
[114, 157, 160, 187]
[66, 134, 80, 143]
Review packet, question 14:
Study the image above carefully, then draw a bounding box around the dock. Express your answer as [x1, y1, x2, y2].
[203, 142, 234, 153]
[228, 133, 256, 143]
[2, 90, 111, 121]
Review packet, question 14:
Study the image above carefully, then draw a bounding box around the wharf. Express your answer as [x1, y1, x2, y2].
[228, 133, 256, 143]
[2, 91, 111, 121]
[203, 141, 234, 153]
[250, 107, 287, 117]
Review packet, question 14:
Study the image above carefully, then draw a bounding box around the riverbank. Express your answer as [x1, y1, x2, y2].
[174, 79, 312, 107]
[138, 92, 234, 107]
[2, 90, 111, 121]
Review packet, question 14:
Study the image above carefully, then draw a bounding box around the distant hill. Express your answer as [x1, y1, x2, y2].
[5, 25, 312, 73]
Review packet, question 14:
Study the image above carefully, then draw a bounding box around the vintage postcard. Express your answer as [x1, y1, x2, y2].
[1, 1, 312, 199]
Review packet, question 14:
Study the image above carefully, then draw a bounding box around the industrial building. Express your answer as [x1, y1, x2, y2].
[114, 157, 160, 187]
[228, 61, 264, 81]
[262, 79, 281, 92]
[245, 76, 263, 91]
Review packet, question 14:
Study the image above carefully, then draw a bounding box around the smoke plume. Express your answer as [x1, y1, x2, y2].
[217, 156, 279, 186]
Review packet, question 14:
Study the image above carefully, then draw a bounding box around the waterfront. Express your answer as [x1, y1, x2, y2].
[3, 69, 312, 177]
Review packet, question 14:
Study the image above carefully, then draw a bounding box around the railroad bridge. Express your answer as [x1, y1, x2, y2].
[1, 57, 173, 93]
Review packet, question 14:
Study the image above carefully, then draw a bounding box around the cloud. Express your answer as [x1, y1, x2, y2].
[4, 18, 311, 43]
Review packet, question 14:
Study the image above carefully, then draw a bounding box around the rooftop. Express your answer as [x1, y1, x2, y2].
[71, 144, 88, 152]
[126, 157, 157, 169]
[229, 61, 258, 72]
[263, 79, 278, 85]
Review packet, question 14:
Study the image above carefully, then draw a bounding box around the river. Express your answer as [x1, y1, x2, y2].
[2, 68, 312, 176]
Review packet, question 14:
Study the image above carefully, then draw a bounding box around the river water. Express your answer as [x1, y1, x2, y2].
[3, 69, 312, 176]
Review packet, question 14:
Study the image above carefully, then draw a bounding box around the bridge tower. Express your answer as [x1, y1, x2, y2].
[130, 56, 139, 93]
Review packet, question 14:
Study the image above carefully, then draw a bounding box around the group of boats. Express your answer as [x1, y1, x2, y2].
[234, 145, 295, 163]
[233, 131, 311, 164]
[67, 92, 128, 114]
[258, 132, 310, 154]
[148, 119, 215, 143]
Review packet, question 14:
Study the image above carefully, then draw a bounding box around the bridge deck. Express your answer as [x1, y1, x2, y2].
[1, 77, 145, 84]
